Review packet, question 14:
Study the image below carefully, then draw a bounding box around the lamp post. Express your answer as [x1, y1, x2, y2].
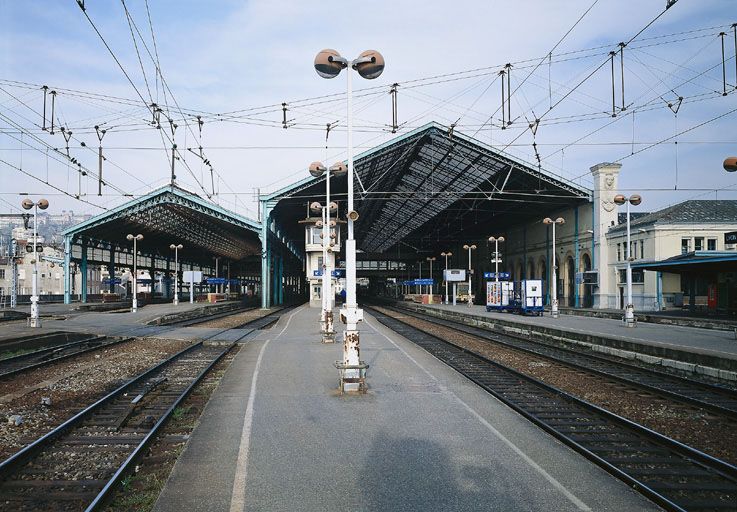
[426, 257, 436, 296]
[543, 217, 565, 318]
[488, 236, 505, 283]
[315, 48, 384, 391]
[169, 244, 183, 305]
[613, 194, 642, 327]
[126, 234, 143, 312]
[309, 161, 347, 343]
[21, 197, 49, 328]
[462, 244, 477, 307]
[440, 251, 452, 304]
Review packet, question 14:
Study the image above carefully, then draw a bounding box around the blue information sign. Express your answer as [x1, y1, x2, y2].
[206, 277, 227, 284]
[483, 272, 510, 280]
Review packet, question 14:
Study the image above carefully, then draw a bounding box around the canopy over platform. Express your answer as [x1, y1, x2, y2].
[62, 185, 261, 264]
[60, 185, 303, 304]
[262, 122, 591, 258]
[633, 251, 737, 274]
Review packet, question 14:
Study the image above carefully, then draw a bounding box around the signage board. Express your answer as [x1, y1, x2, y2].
[725, 231, 737, 244]
[443, 269, 466, 282]
[206, 277, 227, 285]
[483, 272, 510, 280]
[183, 271, 204, 283]
[102, 278, 122, 285]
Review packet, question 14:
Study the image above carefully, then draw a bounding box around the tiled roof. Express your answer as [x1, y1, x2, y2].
[610, 200, 737, 232]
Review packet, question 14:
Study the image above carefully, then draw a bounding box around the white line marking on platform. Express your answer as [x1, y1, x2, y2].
[229, 306, 303, 512]
[365, 316, 592, 512]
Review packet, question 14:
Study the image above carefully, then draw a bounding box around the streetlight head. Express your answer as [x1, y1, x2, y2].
[555, 217, 565, 224]
[470, 244, 477, 250]
[347, 209, 359, 221]
[629, 194, 642, 206]
[126, 234, 134, 241]
[136, 234, 144, 240]
[724, 156, 737, 172]
[21, 198, 34, 210]
[329, 201, 338, 212]
[170, 244, 176, 250]
[441, 252, 447, 256]
[37, 199, 49, 210]
[354, 50, 385, 80]
[329, 161, 347, 176]
[314, 49, 344, 79]
[463, 244, 469, 250]
[316, 220, 324, 228]
[498, 236, 505, 242]
[310, 201, 323, 212]
[488, 236, 495, 242]
[308, 161, 326, 178]
[178, 244, 183, 249]
[543, 217, 553, 224]
[613, 194, 626, 205]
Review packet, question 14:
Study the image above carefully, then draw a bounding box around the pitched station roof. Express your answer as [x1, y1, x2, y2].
[62, 185, 262, 265]
[264, 122, 591, 257]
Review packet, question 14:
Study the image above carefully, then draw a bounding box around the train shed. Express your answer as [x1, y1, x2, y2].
[261, 122, 591, 303]
[61, 185, 302, 304]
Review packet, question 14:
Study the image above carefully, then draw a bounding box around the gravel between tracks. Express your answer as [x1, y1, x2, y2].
[192, 308, 276, 329]
[0, 338, 192, 461]
[375, 307, 737, 465]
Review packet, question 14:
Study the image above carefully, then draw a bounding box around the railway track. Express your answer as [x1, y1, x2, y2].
[0, 336, 131, 379]
[0, 306, 293, 509]
[368, 306, 737, 512]
[0, 340, 238, 511]
[386, 304, 737, 419]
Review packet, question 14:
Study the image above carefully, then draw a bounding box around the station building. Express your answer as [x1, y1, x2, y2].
[6, 121, 735, 314]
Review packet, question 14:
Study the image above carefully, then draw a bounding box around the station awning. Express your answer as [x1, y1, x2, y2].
[633, 251, 737, 274]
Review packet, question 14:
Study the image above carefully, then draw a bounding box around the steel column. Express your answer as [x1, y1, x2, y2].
[63, 235, 72, 304]
[574, 206, 580, 308]
[81, 241, 88, 303]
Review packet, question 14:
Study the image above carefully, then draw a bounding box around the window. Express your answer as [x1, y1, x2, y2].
[617, 243, 621, 261]
[0, 269, 5, 279]
[619, 269, 644, 283]
[694, 237, 704, 251]
[681, 238, 691, 254]
[640, 239, 644, 259]
[310, 227, 322, 245]
[707, 238, 717, 251]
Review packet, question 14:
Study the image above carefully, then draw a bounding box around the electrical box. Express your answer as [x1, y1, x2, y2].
[443, 269, 466, 282]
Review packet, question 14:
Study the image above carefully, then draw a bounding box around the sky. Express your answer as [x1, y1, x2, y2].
[0, 0, 736, 221]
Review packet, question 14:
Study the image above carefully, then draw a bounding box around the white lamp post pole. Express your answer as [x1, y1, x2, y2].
[543, 218, 565, 318]
[315, 48, 384, 391]
[21, 198, 48, 328]
[170, 243, 183, 305]
[488, 236, 505, 283]
[309, 161, 345, 343]
[614, 194, 642, 327]
[463, 244, 476, 307]
[127, 234, 143, 312]
[441, 252, 452, 304]
[426, 257, 435, 296]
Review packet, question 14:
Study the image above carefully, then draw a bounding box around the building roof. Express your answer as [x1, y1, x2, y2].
[610, 200, 737, 233]
[264, 122, 591, 257]
[62, 185, 262, 264]
[633, 250, 737, 273]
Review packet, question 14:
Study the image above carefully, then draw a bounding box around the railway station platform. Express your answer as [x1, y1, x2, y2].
[154, 305, 658, 512]
[0, 300, 250, 343]
[405, 302, 737, 378]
